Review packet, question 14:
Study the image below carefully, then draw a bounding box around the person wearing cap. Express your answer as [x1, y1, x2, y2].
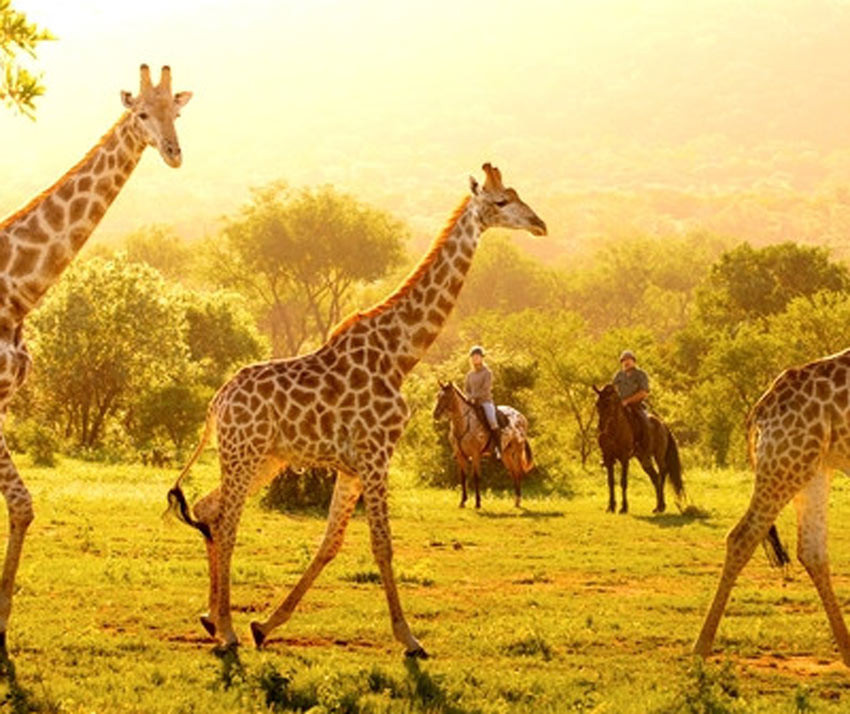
[464, 346, 502, 458]
[613, 350, 651, 452]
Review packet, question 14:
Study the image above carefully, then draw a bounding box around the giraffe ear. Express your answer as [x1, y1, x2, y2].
[174, 91, 193, 110]
[469, 176, 479, 195]
[121, 90, 135, 108]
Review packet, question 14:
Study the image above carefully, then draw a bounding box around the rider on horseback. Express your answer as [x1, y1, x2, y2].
[613, 349, 651, 454]
[465, 345, 502, 458]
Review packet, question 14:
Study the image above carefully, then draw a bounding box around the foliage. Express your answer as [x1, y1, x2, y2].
[0, 0, 53, 118]
[27, 256, 189, 449]
[132, 382, 211, 454]
[183, 289, 267, 388]
[120, 224, 198, 284]
[209, 181, 407, 356]
[260, 467, 337, 512]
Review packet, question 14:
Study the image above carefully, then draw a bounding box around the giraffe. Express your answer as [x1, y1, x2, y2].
[167, 163, 546, 655]
[0, 64, 191, 650]
[694, 348, 850, 665]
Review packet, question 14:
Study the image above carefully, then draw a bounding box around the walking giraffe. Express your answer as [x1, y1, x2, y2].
[168, 163, 546, 655]
[694, 348, 850, 665]
[0, 65, 191, 650]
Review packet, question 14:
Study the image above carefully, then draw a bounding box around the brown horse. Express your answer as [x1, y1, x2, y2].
[593, 383, 685, 514]
[433, 381, 534, 508]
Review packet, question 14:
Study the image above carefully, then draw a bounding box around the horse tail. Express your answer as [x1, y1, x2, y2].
[665, 428, 686, 502]
[164, 398, 217, 541]
[764, 524, 791, 568]
[521, 439, 534, 473]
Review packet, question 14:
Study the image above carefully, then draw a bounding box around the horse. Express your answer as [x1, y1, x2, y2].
[433, 380, 534, 508]
[593, 383, 685, 514]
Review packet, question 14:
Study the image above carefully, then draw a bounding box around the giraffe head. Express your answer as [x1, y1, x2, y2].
[469, 163, 547, 236]
[120, 64, 192, 168]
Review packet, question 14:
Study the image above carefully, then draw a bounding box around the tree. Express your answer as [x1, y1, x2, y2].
[456, 235, 554, 317]
[183, 290, 267, 388]
[120, 224, 197, 284]
[0, 1, 53, 117]
[694, 242, 850, 330]
[209, 182, 407, 356]
[28, 256, 189, 448]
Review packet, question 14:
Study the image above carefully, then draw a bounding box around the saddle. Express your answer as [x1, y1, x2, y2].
[473, 404, 509, 429]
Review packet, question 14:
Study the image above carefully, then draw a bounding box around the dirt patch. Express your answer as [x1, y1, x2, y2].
[260, 634, 387, 652]
[737, 653, 848, 679]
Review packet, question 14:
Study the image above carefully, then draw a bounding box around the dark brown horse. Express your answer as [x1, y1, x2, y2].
[593, 383, 685, 514]
[433, 381, 534, 508]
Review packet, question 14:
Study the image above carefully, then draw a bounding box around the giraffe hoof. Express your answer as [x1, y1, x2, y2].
[250, 621, 266, 649]
[405, 646, 429, 660]
[200, 615, 216, 637]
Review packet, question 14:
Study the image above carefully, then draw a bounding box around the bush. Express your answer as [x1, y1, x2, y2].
[11, 419, 58, 467]
[261, 467, 336, 512]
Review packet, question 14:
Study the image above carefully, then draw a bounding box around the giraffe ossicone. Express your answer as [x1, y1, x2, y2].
[0, 64, 191, 650]
[695, 348, 850, 666]
[167, 163, 546, 655]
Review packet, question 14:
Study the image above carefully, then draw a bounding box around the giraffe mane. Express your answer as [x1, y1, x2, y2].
[328, 195, 472, 340]
[0, 112, 131, 232]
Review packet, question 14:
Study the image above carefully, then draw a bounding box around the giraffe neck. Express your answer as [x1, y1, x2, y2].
[0, 112, 148, 325]
[330, 196, 481, 375]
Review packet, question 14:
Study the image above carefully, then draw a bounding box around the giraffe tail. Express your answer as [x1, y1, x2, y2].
[164, 399, 217, 541]
[763, 524, 791, 568]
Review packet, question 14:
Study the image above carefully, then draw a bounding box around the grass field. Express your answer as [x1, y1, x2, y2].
[1, 456, 850, 712]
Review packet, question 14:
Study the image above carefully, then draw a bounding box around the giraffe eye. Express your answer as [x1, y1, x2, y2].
[494, 199, 509, 207]
[138, 112, 149, 120]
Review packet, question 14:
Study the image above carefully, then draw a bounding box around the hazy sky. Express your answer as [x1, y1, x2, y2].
[3, 0, 850, 248]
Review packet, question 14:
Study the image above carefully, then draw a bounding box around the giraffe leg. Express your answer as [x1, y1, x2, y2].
[362, 476, 426, 657]
[0, 441, 33, 650]
[693, 490, 789, 658]
[208, 472, 253, 646]
[193, 488, 221, 638]
[250, 471, 362, 648]
[793, 471, 850, 665]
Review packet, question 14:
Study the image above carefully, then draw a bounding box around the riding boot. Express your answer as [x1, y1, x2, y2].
[492, 426, 502, 459]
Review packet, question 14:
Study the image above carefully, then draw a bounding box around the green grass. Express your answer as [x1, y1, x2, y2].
[1, 455, 850, 711]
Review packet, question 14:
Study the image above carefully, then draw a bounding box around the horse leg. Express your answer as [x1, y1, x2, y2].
[640, 459, 665, 513]
[606, 462, 616, 513]
[619, 459, 629, 514]
[473, 457, 482, 509]
[458, 459, 468, 509]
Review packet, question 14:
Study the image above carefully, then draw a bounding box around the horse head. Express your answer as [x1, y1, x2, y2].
[433, 380, 455, 420]
[594, 384, 622, 428]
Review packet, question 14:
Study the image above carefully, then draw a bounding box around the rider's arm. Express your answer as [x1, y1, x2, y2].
[622, 389, 648, 406]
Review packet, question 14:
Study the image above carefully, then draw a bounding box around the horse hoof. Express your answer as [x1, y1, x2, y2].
[619, 506, 628, 514]
[200, 615, 216, 637]
[459, 502, 466, 509]
[606, 505, 615, 514]
[250, 621, 266, 649]
[405, 646, 429, 660]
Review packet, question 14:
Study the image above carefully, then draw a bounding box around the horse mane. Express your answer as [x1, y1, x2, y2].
[328, 195, 472, 340]
[449, 380, 474, 407]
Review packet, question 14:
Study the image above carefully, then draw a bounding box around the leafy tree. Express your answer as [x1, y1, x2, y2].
[28, 256, 189, 448]
[133, 382, 210, 454]
[0, 0, 53, 117]
[120, 224, 197, 284]
[209, 182, 406, 356]
[695, 242, 850, 330]
[456, 235, 554, 317]
[183, 290, 267, 388]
